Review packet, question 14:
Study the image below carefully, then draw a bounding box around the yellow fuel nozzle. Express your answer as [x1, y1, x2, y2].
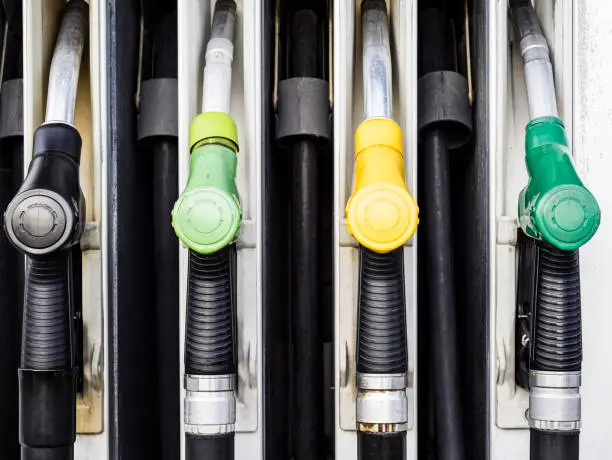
[346, 118, 419, 253]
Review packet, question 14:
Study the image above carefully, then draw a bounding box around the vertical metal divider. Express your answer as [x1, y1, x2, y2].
[334, 1, 418, 459]
[488, 0, 573, 457]
[177, 1, 263, 459]
[23, 1, 107, 455]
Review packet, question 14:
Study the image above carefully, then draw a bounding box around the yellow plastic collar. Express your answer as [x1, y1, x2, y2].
[346, 118, 419, 252]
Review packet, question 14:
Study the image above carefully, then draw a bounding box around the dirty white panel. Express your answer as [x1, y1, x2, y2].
[334, 1, 418, 459]
[24, 0, 109, 457]
[177, 1, 264, 459]
[574, 0, 612, 458]
[490, 0, 574, 458]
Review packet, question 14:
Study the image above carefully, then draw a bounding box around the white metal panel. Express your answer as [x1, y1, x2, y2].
[574, 0, 612, 457]
[177, 1, 264, 459]
[334, 1, 418, 459]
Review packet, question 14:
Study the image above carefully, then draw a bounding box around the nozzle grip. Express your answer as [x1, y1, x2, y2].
[172, 143, 241, 254]
[346, 119, 418, 252]
[4, 123, 84, 256]
[519, 117, 600, 250]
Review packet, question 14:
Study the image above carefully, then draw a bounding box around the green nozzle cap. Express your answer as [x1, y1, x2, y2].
[190, 112, 239, 152]
[172, 117, 242, 254]
[519, 117, 601, 250]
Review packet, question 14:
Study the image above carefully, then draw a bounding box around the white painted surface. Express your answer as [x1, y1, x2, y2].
[574, 0, 612, 457]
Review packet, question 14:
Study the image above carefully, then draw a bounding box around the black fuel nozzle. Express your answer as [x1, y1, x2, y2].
[2, 2, 88, 458]
[5, 123, 84, 258]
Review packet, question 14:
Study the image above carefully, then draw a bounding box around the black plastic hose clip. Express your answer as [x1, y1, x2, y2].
[417, 71, 473, 150]
[516, 229, 537, 390]
[0, 78, 23, 140]
[138, 78, 178, 145]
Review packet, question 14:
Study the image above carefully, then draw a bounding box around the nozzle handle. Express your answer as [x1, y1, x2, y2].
[519, 117, 600, 250]
[4, 123, 84, 257]
[346, 118, 418, 252]
[172, 113, 241, 254]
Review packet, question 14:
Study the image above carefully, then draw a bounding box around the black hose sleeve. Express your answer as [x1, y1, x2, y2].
[185, 248, 235, 376]
[356, 247, 407, 375]
[185, 433, 234, 460]
[292, 137, 323, 460]
[0, 136, 23, 457]
[532, 244, 582, 372]
[153, 9, 177, 79]
[150, 11, 179, 457]
[358, 432, 406, 460]
[421, 127, 465, 460]
[22, 255, 72, 370]
[19, 369, 76, 460]
[530, 429, 579, 460]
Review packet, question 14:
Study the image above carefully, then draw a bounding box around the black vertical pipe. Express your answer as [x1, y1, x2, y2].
[150, 10, 179, 458]
[289, 10, 323, 460]
[0, 135, 23, 457]
[0, 2, 23, 456]
[418, 5, 466, 460]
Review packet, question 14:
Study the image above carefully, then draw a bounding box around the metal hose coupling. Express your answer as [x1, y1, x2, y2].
[528, 243, 582, 433]
[528, 371, 581, 432]
[184, 375, 236, 435]
[356, 373, 408, 433]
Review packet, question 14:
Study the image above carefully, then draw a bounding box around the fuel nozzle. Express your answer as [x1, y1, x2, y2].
[2, 2, 88, 459]
[511, 0, 600, 250]
[346, 0, 418, 253]
[346, 118, 418, 253]
[5, 123, 84, 257]
[172, 112, 241, 255]
[171, 1, 241, 255]
[518, 117, 599, 250]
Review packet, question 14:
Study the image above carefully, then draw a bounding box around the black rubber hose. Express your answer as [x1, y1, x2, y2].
[358, 432, 406, 460]
[421, 126, 464, 460]
[20, 253, 76, 460]
[185, 248, 235, 376]
[530, 430, 579, 460]
[356, 247, 407, 374]
[529, 244, 581, 460]
[532, 244, 581, 372]
[0, 136, 23, 457]
[22, 255, 72, 370]
[418, 5, 465, 459]
[186, 433, 234, 460]
[289, 10, 324, 460]
[150, 10, 179, 459]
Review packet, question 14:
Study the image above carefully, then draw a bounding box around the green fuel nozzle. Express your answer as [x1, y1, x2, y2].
[172, 112, 241, 254]
[518, 116, 600, 250]
[511, 0, 600, 250]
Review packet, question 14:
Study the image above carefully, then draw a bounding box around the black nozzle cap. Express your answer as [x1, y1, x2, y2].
[19, 369, 76, 450]
[22, 445, 73, 460]
[33, 123, 82, 164]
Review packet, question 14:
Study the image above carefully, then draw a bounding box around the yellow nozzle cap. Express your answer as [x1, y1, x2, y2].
[346, 118, 419, 252]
